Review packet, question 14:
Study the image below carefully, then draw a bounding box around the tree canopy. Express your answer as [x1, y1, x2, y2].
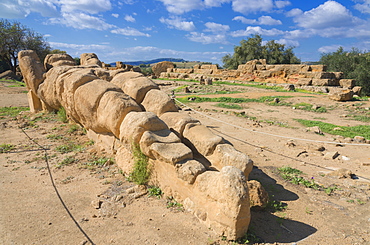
[0, 19, 51, 73]
[222, 35, 300, 69]
[320, 47, 370, 96]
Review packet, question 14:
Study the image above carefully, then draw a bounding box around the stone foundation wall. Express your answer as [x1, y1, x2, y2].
[159, 59, 359, 94]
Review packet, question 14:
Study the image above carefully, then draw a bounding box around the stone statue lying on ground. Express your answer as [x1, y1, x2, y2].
[18, 50, 254, 240]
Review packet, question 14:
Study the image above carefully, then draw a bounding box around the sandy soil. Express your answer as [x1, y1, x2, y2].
[1, 79, 370, 245]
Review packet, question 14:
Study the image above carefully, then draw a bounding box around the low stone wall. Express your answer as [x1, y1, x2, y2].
[18, 50, 254, 240]
[159, 59, 359, 94]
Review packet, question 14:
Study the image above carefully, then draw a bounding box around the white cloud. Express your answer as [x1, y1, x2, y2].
[231, 26, 284, 37]
[233, 16, 282, 25]
[275, 38, 299, 47]
[48, 12, 115, 30]
[204, 0, 231, 7]
[124, 15, 136, 22]
[111, 27, 150, 37]
[122, 0, 136, 4]
[49, 41, 109, 50]
[258, 16, 282, 25]
[275, 1, 291, 8]
[112, 13, 119, 18]
[187, 32, 228, 44]
[204, 22, 230, 32]
[318, 44, 342, 53]
[232, 0, 274, 14]
[293, 1, 359, 29]
[159, 16, 195, 31]
[157, 0, 203, 14]
[59, 0, 111, 14]
[232, 16, 256, 25]
[286, 8, 302, 17]
[284, 29, 314, 39]
[354, 0, 370, 14]
[0, 0, 59, 18]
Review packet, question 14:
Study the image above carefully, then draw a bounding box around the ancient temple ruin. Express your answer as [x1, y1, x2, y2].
[18, 51, 253, 240]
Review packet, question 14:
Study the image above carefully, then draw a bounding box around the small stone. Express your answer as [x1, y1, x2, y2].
[326, 168, 354, 179]
[324, 151, 339, 160]
[353, 136, 366, 143]
[91, 199, 102, 209]
[307, 126, 323, 135]
[341, 156, 350, 161]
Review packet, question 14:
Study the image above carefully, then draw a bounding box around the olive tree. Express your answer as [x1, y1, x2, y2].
[0, 19, 51, 73]
[222, 34, 300, 69]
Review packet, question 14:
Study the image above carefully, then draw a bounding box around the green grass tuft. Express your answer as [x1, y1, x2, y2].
[128, 144, 150, 185]
[214, 102, 243, 110]
[295, 119, 370, 140]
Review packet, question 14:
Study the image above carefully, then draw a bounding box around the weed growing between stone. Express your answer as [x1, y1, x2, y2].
[0, 143, 15, 153]
[57, 107, 68, 123]
[166, 196, 184, 211]
[128, 143, 150, 185]
[148, 186, 163, 198]
[0, 106, 29, 118]
[56, 156, 76, 169]
[278, 166, 321, 190]
[55, 143, 84, 154]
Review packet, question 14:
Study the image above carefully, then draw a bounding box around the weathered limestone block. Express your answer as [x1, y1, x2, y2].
[312, 79, 336, 86]
[207, 144, 253, 177]
[159, 112, 200, 136]
[247, 180, 269, 209]
[352, 86, 362, 96]
[18, 50, 45, 92]
[255, 64, 265, 70]
[339, 79, 356, 88]
[110, 71, 144, 85]
[152, 61, 175, 77]
[27, 90, 43, 113]
[149, 142, 193, 165]
[97, 91, 142, 137]
[93, 68, 113, 81]
[44, 53, 75, 71]
[58, 68, 98, 120]
[112, 75, 159, 104]
[310, 65, 326, 72]
[139, 129, 181, 158]
[115, 145, 135, 174]
[238, 64, 256, 73]
[329, 89, 354, 101]
[313, 72, 336, 79]
[86, 129, 121, 155]
[38, 66, 83, 110]
[176, 160, 206, 184]
[74, 79, 122, 131]
[119, 111, 168, 145]
[295, 78, 312, 86]
[333, 72, 344, 80]
[183, 123, 224, 156]
[193, 166, 250, 239]
[201, 64, 218, 70]
[80, 53, 102, 67]
[141, 89, 178, 116]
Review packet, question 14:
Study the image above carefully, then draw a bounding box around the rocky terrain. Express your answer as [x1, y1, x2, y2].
[1, 77, 370, 244]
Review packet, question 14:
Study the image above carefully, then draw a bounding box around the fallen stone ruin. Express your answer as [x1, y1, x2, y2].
[18, 51, 254, 240]
[159, 59, 362, 101]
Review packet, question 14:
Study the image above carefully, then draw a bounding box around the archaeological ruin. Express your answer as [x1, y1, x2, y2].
[18, 50, 254, 240]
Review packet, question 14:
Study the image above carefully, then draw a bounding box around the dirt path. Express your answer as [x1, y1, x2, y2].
[1, 80, 370, 244]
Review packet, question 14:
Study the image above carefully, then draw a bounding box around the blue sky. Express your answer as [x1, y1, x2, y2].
[1, 0, 370, 65]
